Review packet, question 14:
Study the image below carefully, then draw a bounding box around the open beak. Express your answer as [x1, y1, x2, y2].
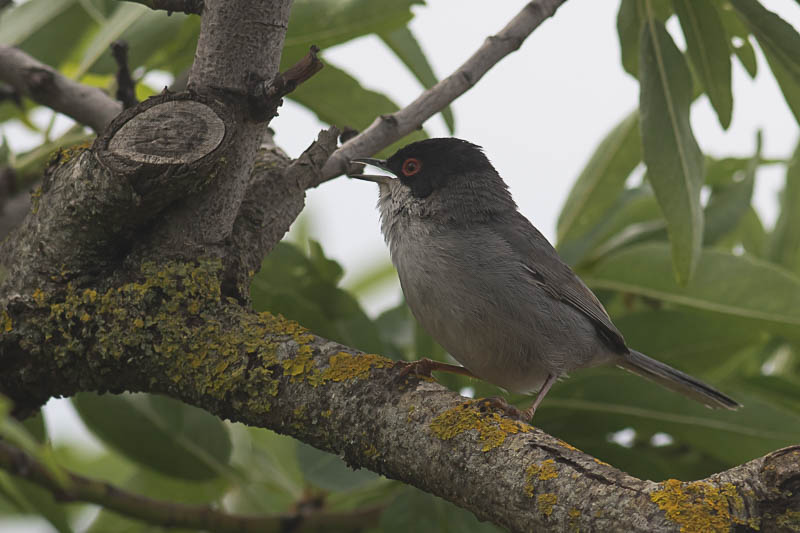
[349, 158, 396, 185]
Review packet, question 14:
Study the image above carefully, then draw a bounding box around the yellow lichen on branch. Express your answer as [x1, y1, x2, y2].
[430, 400, 530, 452]
[650, 479, 754, 532]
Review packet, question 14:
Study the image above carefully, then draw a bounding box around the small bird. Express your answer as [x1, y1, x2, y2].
[351, 138, 740, 420]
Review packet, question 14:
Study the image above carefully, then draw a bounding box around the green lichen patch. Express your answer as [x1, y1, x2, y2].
[537, 493, 557, 516]
[430, 400, 531, 452]
[311, 351, 392, 386]
[19, 259, 321, 417]
[776, 509, 800, 530]
[1, 310, 11, 333]
[650, 479, 747, 532]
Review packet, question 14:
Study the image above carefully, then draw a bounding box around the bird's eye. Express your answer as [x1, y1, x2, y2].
[401, 158, 422, 177]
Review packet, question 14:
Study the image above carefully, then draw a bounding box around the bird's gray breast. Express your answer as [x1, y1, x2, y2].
[383, 214, 601, 394]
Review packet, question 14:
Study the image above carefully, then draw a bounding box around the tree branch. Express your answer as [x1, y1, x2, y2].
[0, 267, 797, 531]
[0, 440, 382, 533]
[316, 0, 568, 185]
[0, 46, 122, 133]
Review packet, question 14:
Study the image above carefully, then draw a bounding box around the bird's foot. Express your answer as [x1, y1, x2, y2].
[394, 358, 477, 382]
[476, 396, 531, 422]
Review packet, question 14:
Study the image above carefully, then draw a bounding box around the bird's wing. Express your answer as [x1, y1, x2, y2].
[492, 212, 628, 354]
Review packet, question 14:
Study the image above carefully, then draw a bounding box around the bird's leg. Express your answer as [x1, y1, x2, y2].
[476, 396, 525, 420]
[395, 358, 478, 380]
[520, 373, 558, 421]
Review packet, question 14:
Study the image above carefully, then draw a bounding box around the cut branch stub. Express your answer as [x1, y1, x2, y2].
[94, 91, 233, 203]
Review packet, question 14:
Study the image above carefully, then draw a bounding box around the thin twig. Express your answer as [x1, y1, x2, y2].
[111, 40, 139, 109]
[316, 0, 568, 185]
[250, 45, 324, 122]
[0, 46, 122, 133]
[0, 440, 383, 533]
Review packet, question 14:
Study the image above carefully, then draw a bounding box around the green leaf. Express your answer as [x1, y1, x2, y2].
[737, 206, 768, 257]
[380, 487, 500, 533]
[737, 375, 800, 414]
[86, 470, 228, 533]
[296, 443, 379, 492]
[74, 3, 188, 78]
[614, 309, 763, 375]
[674, 0, 733, 128]
[584, 242, 800, 341]
[7, 1, 98, 71]
[769, 140, 800, 272]
[617, 0, 673, 78]
[557, 110, 641, 247]
[251, 242, 387, 354]
[639, 15, 705, 284]
[286, 59, 426, 158]
[559, 187, 662, 266]
[75, 3, 148, 77]
[537, 368, 800, 471]
[380, 26, 455, 133]
[731, 0, 800, 124]
[0, 0, 77, 46]
[0, 397, 67, 489]
[72, 392, 232, 481]
[0, 473, 73, 533]
[718, 2, 758, 77]
[703, 133, 759, 246]
[283, 0, 421, 55]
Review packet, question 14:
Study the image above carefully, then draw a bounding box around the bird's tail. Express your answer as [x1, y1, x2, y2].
[618, 350, 741, 410]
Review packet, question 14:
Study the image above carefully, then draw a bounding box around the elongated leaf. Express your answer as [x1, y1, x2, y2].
[738, 375, 800, 414]
[616, 0, 674, 78]
[557, 110, 641, 245]
[0, 473, 73, 533]
[737, 206, 768, 257]
[251, 242, 387, 354]
[639, 17, 704, 284]
[72, 392, 232, 480]
[703, 133, 759, 246]
[380, 26, 454, 133]
[538, 368, 800, 472]
[559, 187, 661, 266]
[86, 470, 228, 533]
[381, 487, 499, 533]
[0, 0, 77, 45]
[674, 0, 732, 128]
[584, 242, 800, 340]
[286, 59, 426, 157]
[296, 443, 379, 492]
[718, 4, 758, 77]
[75, 3, 147, 77]
[614, 309, 763, 374]
[769, 141, 800, 272]
[732, 0, 800, 124]
[284, 0, 420, 55]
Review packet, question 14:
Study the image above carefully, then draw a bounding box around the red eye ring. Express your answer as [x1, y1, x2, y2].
[401, 158, 422, 177]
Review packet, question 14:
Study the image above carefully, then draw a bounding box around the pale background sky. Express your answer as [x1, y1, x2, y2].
[3, 1, 800, 531]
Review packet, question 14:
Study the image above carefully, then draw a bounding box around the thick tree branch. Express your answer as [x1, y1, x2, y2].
[0, 265, 797, 531]
[0, 440, 382, 532]
[317, 0, 568, 185]
[147, 0, 293, 259]
[0, 46, 122, 133]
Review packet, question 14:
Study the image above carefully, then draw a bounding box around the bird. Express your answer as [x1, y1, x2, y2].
[349, 137, 740, 421]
